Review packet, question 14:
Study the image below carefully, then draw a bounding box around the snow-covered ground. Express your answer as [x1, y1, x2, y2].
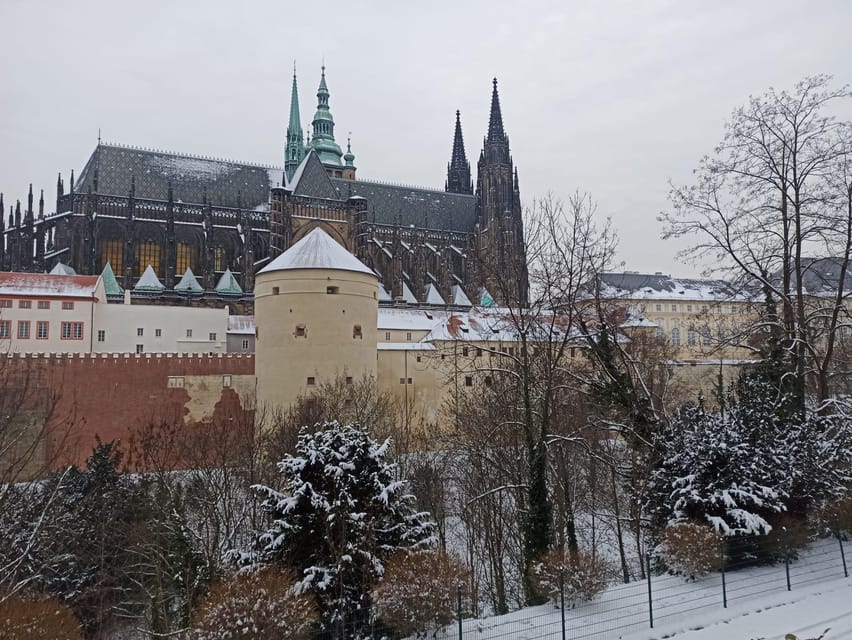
[429, 538, 850, 640]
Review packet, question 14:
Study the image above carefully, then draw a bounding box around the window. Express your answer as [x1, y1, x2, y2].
[398, 377, 413, 385]
[272, 287, 280, 295]
[137, 328, 144, 337]
[384, 331, 391, 341]
[326, 286, 339, 295]
[242, 339, 250, 350]
[295, 325, 306, 337]
[135, 344, 144, 354]
[655, 304, 662, 312]
[97, 330, 106, 342]
[100, 238, 123, 274]
[222, 375, 232, 388]
[186, 329, 193, 338]
[61, 322, 84, 340]
[167, 376, 185, 388]
[671, 304, 677, 312]
[476, 348, 482, 357]
[353, 325, 362, 339]
[0, 320, 10, 338]
[687, 304, 693, 312]
[671, 327, 680, 346]
[701, 305, 708, 313]
[639, 304, 646, 312]
[405, 332, 412, 342]
[136, 241, 161, 277]
[177, 242, 196, 275]
[18, 321, 30, 339]
[687, 329, 696, 346]
[209, 332, 217, 341]
[465, 376, 473, 387]
[345, 376, 353, 385]
[62, 301, 74, 310]
[213, 246, 226, 272]
[0, 300, 11, 308]
[307, 376, 316, 386]
[155, 328, 162, 337]
[36, 321, 48, 340]
[462, 347, 469, 357]
[18, 300, 31, 309]
[37, 300, 50, 310]
[655, 327, 664, 340]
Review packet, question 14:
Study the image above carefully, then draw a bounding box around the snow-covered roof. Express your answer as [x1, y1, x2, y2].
[135, 265, 165, 291]
[227, 315, 255, 335]
[175, 267, 204, 293]
[378, 283, 393, 302]
[619, 315, 659, 328]
[451, 284, 472, 306]
[49, 262, 77, 276]
[423, 283, 446, 305]
[0, 272, 99, 298]
[377, 342, 437, 351]
[401, 282, 418, 303]
[258, 227, 375, 276]
[378, 307, 452, 331]
[598, 272, 748, 302]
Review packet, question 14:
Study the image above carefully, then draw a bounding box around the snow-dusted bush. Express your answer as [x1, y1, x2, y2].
[659, 521, 722, 578]
[373, 549, 470, 637]
[190, 568, 316, 640]
[528, 549, 609, 606]
[812, 495, 852, 535]
[0, 592, 83, 639]
[249, 422, 436, 637]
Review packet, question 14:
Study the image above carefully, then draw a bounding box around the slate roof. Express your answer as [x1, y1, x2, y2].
[598, 272, 742, 301]
[329, 177, 476, 232]
[289, 151, 339, 200]
[797, 257, 852, 295]
[259, 226, 375, 276]
[75, 143, 284, 209]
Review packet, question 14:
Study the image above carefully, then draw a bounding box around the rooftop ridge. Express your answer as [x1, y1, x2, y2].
[342, 176, 474, 196]
[100, 141, 284, 171]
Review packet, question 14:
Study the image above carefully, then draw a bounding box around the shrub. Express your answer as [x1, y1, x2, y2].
[528, 549, 609, 606]
[190, 568, 317, 640]
[373, 550, 470, 638]
[812, 495, 852, 535]
[759, 514, 812, 560]
[0, 592, 83, 639]
[660, 521, 722, 578]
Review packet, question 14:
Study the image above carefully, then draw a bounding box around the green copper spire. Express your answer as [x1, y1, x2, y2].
[284, 63, 306, 181]
[308, 65, 343, 166]
[344, 135, 355, 167]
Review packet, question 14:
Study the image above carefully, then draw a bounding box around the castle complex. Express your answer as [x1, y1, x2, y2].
[0, 69, 526, 307]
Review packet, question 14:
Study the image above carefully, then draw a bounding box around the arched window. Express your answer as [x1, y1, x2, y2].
[671, 327, 681, 346]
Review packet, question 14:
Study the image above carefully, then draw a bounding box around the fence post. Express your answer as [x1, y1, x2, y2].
[646, 553, 654, 629]
[720, 539, 727, 608]
[784, 549, 791, 591]
[457, 584, 463, 640]
[839, 533, 849, 578]
[560, 567, 567, 640]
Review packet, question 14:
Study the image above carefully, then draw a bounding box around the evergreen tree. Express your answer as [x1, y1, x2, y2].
[250, 422, 435, 639]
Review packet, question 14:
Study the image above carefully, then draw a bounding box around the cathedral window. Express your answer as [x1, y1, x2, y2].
[177, 243, 195, 275]
[214, 246, 226, 272]
[137, 242, 161, 277]
[100, 239, 123, 274]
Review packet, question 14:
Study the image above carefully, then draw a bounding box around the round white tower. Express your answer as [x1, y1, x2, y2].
[254, 227, 378, 412]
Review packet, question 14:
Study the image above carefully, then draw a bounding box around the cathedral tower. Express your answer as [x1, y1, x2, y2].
[475, 79, 527, 305]
[307, 66, 343, 168]
[284, 66, 306, 182]
[446, 110, 472, 195]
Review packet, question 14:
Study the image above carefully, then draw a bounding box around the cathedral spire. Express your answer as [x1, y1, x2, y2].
[446, 110, 472, 194]
[487, 78, 506, 143]
[307, 65, 343, 166]
[284, 63, 306, 182]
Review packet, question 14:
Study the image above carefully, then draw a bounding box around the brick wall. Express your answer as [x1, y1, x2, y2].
[0, 353, 255, 476]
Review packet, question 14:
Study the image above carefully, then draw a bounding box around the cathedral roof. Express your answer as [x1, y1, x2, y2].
[329, 177, 476, 232]
[75, 143, 284, 209]
[259, 226, 375, 276]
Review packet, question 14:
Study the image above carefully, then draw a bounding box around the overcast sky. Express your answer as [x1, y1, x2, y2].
[1, 0, 851, 276]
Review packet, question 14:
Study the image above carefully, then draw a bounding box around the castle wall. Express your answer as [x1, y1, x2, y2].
[0, 353, 255, 476]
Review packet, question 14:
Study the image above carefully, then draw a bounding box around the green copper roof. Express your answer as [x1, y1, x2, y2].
[214, 268, 243, 295]
[284, 68, 306, 182]
[135, 265, 165, 292]
[308, 66, 343, 166]
[479, 287, 496, 308]
[344, 137, 355, 167]
[175, 267, 204, 293]
[100, 262, 123, 295]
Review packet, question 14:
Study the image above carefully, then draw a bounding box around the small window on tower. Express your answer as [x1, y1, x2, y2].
[272, 287, 280, 295]
[327, 286, 339, 295]
[295, 325, 306, 337]
[353, 325, 362, 339]
[306, 376, 316, 386]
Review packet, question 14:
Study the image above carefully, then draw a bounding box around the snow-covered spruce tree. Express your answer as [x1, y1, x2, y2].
[249, 422, 435, 639]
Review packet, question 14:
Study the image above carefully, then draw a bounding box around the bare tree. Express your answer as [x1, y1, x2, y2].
[662, 75, 852, 408]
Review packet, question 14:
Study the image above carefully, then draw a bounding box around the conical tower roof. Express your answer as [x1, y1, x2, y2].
[259, 227, 374, 276]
